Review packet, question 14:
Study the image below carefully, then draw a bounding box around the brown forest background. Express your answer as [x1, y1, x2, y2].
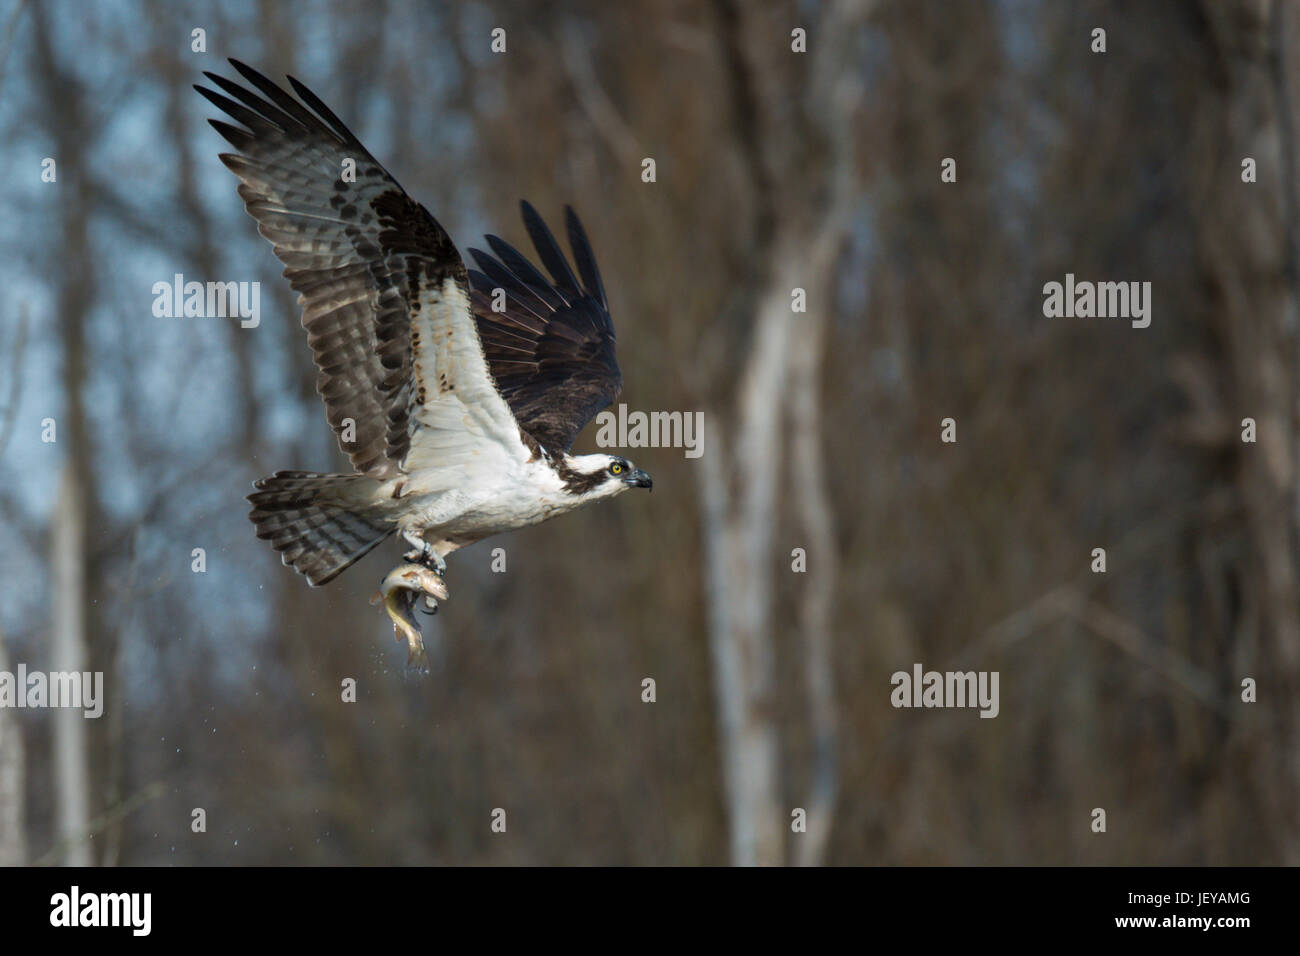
[1, 0, 1299, 865]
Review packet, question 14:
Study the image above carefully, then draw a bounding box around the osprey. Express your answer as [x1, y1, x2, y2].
[196, 61, 652, 663]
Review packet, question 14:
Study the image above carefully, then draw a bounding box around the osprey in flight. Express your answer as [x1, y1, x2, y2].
[196, 61, 652, 663]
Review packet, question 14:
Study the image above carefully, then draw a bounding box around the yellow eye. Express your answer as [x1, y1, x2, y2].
[610, 462, 624, 475]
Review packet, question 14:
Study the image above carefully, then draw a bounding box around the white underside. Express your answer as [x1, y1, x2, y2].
[382, 455, 616, 555]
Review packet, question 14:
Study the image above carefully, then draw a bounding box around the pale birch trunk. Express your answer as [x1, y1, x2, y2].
[698, 0, 866, 866]
[699, 250, 804, 866]
[52, 465, 91, 866]
[788, 230, 842, 867]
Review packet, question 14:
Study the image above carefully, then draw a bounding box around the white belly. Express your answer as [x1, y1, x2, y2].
[393, 457, 581, 551]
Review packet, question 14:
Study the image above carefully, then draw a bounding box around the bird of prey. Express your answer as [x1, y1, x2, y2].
[196, 61, 652, 664]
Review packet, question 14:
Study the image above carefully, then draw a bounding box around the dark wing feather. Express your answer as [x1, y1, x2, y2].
[196, 59, 467, 478]
[468, 202, 621, 453]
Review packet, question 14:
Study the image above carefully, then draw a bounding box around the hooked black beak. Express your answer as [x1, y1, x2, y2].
[625, 468, 653, 491]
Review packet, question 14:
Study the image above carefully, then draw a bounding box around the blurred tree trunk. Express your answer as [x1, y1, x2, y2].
[32, 1, 105, 866]
[700, 230, 846, 866]
[0, 626, 24, 865]
[698, 253, 797, 867]
[1194, 0, 1300, 861]
[51, 466, 91, 865]
[699, 0, 865, 866]
[788, 236, 841, 867]
[158, 0, 261, 453]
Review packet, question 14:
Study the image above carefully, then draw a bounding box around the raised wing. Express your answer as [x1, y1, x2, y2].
[467, 202, 621, 454]
[196, 60, 526, 478]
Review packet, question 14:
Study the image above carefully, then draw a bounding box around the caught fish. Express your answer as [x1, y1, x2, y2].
[369, 563, 450, 667]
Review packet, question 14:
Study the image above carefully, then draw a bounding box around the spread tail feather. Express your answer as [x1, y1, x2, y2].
[248, 471, 392, 586]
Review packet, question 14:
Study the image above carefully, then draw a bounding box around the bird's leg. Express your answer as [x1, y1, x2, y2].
[401, 529, 446, 573]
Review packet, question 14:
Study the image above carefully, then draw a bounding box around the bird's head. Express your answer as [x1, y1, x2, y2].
[559, 453, 653, 499]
